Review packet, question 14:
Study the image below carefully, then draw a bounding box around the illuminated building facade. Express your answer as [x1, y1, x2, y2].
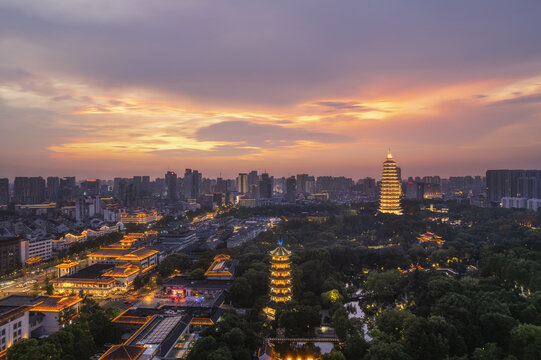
[378, 151, 403, 215]
[269, 241, 292, 303]
[120, 210, 160, 225]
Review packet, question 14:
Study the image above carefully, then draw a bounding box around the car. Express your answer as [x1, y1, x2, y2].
[124, 300, 133, 305]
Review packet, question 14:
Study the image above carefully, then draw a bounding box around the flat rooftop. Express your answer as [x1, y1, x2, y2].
[60, 263, 115, 279]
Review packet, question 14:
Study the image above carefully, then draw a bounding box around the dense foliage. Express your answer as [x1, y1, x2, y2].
[201, 203, 541, 359]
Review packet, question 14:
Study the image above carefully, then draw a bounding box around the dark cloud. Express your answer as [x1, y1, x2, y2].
[313, 101, 376, 112]
[1, 1, 541, 105]
[195, 120, 353, 147]
[490, 93, 541, 106]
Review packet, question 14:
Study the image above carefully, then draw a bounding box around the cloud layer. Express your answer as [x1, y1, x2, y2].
[1, 1, 541, 179]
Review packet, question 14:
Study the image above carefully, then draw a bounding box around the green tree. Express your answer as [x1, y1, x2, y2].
[190, 268, 206, 280]
[229, 277, 253, 307]
[323, 349, 346, 360]
[510, 324, 541, 360]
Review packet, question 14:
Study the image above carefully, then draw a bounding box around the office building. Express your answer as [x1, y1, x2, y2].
[527, 198, 541, 212]
[501, 197, 527, 209]
[82, 179, 100, 196]
[259, 173, 272, 199]
[237, 173, 248, 194]
[487, 170, 541, 204]
[0, 237, 22, 273]
[14, 177, 46, 204]
[0, 178, 8, 205]
[378, 151, 403, 215]
[285, 177, 296, 203]
[46, 177, 60, 202]
[183, 169, 201, 199]
[165, 171, 177, 203]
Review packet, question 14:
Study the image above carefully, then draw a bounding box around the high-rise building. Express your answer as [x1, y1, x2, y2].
[269, 240, 292, 304]
[0, 178, 9, 205]
[362, 177, 377, 200]
[82, 179, 100, 196]
[165, 171, 177, 203]
[285, 176, 296, 203]
[183, 169, 201, 199]
[248, 171, 259, 188]
[487, 170, 541, 204]
[259, 173, 272, 199]
[378, 151, 403, 215]
[14, 177, 46, 204]
[0, 237, 22, 273]
[46, 177, 60, 202]
[59, 177, 76, 202]
[296, 174, 309, 194]
[215, 177, 227, 194]
[237, 173, 248, 194]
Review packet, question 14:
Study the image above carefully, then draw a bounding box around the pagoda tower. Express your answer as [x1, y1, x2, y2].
[269, 240, 293, 303]
[378, 150, 403, 215]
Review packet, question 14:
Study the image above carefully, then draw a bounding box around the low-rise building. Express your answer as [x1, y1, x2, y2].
[204, 254, 238, 280]
[120, 210, 160, 225]
[501, 197, 528, 209]
[0, 295, 83, 356]
[51, 263, 117, 297]
[20, 238, 52, 264]
[527, 198, 541, 212]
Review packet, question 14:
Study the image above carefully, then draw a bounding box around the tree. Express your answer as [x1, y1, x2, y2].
[229, 277, 253, 307]
[278, 305, 321, 337]
[366, 341, 412, 360]
[472, 343, 503, 360]
[190, 268, 206, 280]
[7, 338, 56, 360]
[510, 324, 541, 360]
[322, 349, 346, 360]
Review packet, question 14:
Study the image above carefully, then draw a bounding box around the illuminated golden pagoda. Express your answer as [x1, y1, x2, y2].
[269, 240, 292, 303]
[378, 150, 403, 215]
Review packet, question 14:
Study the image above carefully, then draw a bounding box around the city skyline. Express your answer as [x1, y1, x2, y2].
[2, 1, 541, 179]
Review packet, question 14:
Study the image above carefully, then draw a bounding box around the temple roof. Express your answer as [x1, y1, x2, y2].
[270, 246, 291, 256]
[98, 344, 146, 360]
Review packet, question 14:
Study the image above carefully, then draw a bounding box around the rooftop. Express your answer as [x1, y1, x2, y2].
[55, 260, 79, 269]
[98, 344, 146, 360]
[56, 263, 115, 280]
[270, 246, 292, 257]
[31, 296, 82, 312]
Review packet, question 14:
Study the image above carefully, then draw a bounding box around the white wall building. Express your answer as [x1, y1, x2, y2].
[501, 197, 527, 209]
[527, 198, 541, 212]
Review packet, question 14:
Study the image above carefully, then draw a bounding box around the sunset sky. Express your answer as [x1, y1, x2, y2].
[1, 1, 541, 180]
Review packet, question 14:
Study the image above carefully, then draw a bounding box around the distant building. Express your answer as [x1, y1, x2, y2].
[0, 178, 8, 205]
[82, 179, 100, 196]
[486, 170, 541, 204]
[46, 177, 60, 202]
[14, 177, 45, 204]
[165, 171, 178, 203]
[378, 151, 403, 215]
[527, 199, 541, 212]
[184, 169, 201, 199]
[285, 177, 296, 203]
[0, 237, 22, 273]
[501, 197, 527, 209]
[259, 173, 272, 199]
[237, 173, 248, 194]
